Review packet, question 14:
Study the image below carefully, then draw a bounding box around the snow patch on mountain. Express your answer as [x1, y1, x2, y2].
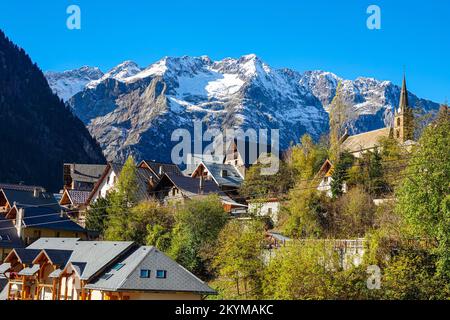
[45, 66, 103, 101]
[45, 55, 440, 162]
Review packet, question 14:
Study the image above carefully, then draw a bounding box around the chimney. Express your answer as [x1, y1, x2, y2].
[60, 210, 65, 218]
[199, 175, 204, 194]
[33, 188, 41, 198]
[159, 165, 164, 176]
[16, 208, 24, 238]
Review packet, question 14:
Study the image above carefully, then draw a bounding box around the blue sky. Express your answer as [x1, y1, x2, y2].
[1, 0, 449, 102]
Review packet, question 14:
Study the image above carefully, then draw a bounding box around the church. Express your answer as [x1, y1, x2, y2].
[340, 74, 415, 157]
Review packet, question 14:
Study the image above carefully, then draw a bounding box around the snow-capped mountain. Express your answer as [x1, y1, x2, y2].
[45, 55, 440, 163]
[45, 66, 104, 101]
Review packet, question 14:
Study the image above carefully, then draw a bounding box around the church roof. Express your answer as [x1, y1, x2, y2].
[398, 74, 409, 113]
[341, 127, 391, 154]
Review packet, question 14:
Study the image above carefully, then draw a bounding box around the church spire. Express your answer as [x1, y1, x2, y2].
[399, 73, 409, 113]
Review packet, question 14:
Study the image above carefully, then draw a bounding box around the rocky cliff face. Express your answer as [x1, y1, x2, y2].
[46, 54, 440, 163]
[0, 30, 105, 191]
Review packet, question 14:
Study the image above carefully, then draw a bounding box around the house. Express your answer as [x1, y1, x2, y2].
[0, 238, 216, 300]
[63, 164, 107, 192]
[191, 161, 244, 195]
[5, 204, 87, 246]
[223, 138, 279, 179]
[86, 163, 157, 205]
[59, 189, 91, 226]
[153, 173, 247, 214]
[138, 160, 183, 179]
[315, 159, 347, 198]
[0, 184, 88, 262]
[340, 74, 415, 158]
[248, 198, 281, 224]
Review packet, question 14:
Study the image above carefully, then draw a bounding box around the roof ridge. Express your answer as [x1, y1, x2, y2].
[346, 127, 389, 139]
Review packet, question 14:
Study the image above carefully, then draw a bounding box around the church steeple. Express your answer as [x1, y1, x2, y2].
[394, 73, 414, 142]
[398, 73, 409, 113]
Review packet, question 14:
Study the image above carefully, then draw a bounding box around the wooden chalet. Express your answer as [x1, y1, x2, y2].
[0, 238, 216, 300]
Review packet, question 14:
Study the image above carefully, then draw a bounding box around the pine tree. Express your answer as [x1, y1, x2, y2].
[104, 156, 139, 241]
[329, 82, 348, 163]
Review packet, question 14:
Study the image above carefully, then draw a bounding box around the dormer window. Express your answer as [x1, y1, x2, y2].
[156, 270, 167, 279]
[140, 269, 150, 278]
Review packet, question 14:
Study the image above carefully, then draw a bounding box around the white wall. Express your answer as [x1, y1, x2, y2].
[249, 201, 280, 224]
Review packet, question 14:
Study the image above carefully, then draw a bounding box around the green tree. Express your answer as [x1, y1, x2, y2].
[332, 186, 375, 237]
[104, 156, 139, 241]
[330, 151, 354, 198]
[329, 83, 349, 163]
[169, 195, 228, 277]
[240, 161, 294, 199]
[262, 241, 340, 299]
[396, 108, 450, 277]
[126, 201, 174, 246]
[212, 220, 266, 299]
[85, 195, 112, 235]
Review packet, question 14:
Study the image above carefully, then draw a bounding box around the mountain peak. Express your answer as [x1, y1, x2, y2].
[87, 60, 141, 88]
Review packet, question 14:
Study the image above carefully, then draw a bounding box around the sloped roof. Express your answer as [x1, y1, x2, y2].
[85, 246, 216, 294]
[27, 238, 134, 281]
[0, 215, 24, 249]
[18, 264, 40, 276]
[140, 160, 182, 178]
[8, 248, 41, 265]
[194, 162, 244, 188]
[39, 249, 73, 266]
[0, 183, 45, 192]
[21, 206, 86, 233]
[157, 173, 246, 208]
[67, 164, 107, 184]
[341, 127, 390, 154]
[64, 190, 91, 205]
[1, 188, 60, 211]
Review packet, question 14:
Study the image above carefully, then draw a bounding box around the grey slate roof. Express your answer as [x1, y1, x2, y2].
[0, 263, 11, 274]
[68, 164, 107, 184]
[158, 173, 246, 207]
[11, 248, 41, 264]
[85, 246, 216, 295]
[0, 183, 45, 192]
[27, 238, 134, 281]
[1, 189, 60, 211]
[0, 214, 24, 249]
[66, 190, 91, 205]
[141, 160, 182, 179]
[42, 249, 73, 266]
[199, 162, 244, 188]
[21, 206, 86, 233]
[18, 264, 40, 276]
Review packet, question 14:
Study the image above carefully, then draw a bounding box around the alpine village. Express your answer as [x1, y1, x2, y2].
[0, 29, 449, 301]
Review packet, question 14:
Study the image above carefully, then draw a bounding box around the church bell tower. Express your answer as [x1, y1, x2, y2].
[394, 74, 414, 142]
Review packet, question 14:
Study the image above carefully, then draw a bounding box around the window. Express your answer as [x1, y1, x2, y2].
[156, 270, 167, 279]
[267, 208, 273, 216]
[140, 269, 150, 278]
[55, 232, 60, 238]
[101, 273, 113, 280]
[112, 263, 125, 271]
[397, 118, 401, 126]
